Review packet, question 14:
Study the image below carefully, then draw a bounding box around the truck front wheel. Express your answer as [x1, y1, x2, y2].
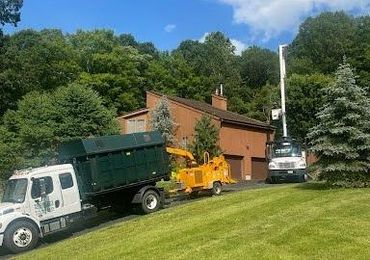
[4, 220, 39, 253]
[141, 190, 160, 214]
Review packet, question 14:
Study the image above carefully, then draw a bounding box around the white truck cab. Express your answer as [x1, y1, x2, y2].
[266, 138, 308, 183]
[0, 164, 81, 253]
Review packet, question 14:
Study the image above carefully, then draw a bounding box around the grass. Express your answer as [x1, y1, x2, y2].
[17, 183, 370, 259]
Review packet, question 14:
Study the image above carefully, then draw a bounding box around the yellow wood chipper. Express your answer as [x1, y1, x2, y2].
[166, 147, 236, 196]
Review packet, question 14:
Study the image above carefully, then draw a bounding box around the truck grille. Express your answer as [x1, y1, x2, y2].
[278, 162, 295, 169]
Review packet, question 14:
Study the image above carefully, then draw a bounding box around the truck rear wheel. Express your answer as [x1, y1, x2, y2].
[141, 190, 160, 214]
[212, 182, 222, 196]
[4, 220, 39, 253]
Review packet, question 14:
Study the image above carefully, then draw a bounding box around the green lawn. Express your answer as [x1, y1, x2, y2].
[17, 183, 370, 259]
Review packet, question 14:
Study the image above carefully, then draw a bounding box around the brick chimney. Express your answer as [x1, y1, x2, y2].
[211, 84, 227, 110]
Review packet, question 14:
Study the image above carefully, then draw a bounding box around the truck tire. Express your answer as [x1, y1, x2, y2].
[141, 190, 160, 214]
[189, 191, 199, 199]
[4, 220, 39, 253]
[212, 182, 222, 196]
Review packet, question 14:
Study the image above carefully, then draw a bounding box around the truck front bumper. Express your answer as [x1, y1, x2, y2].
[267, 169, 307, 183]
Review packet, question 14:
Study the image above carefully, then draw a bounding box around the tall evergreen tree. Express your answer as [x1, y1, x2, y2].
[307, 62, 370, 187]
[150, 96, 175, 145]
[190, 115, 221, 163]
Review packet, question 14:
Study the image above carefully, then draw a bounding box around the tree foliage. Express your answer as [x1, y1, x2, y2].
[0, 85, 119, 178]
[190, 115, 221, 163]
[0, 29, 80, 114]
[246, 83, 279, 123]
[290, 11, 356, 74]
[307, 62, 370, 187]
[2, 11, 370, 182]
[240, 46, 279, 89]
[286, 73, 333, 143]
[150, 96, 175, 145]
[174, 32, 243, 104]
[0, 29, 279, 120]
[0, 0, 23, 33]
[77, 45, 148, 112]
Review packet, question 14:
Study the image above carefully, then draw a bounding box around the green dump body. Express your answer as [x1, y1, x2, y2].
[59, 131, 170, 198]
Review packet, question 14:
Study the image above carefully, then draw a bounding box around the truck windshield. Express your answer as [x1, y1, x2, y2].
[2, 178, 28, 203]
[273, 142, 302, 158]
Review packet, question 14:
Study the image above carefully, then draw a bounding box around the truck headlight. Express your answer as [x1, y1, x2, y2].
[297, 160, 306, 168]
[269, 162, 277, 169]
[2, 208, 14, 215]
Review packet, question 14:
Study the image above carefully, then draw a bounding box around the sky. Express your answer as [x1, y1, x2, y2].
[3, 0, 370, 54]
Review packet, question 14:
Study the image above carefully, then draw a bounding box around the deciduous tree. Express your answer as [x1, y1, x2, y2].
[0, 84, 119, 179]
[0, 0, 23, 34]
[286, 73, 333, 143]
[240, 46, 279, 89]
[290, 11, 356, 74]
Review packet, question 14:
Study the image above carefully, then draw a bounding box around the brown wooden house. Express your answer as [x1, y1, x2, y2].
[117, 91, 275, 181]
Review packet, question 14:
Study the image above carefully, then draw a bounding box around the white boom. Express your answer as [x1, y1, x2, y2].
[279, 44, 288, 137]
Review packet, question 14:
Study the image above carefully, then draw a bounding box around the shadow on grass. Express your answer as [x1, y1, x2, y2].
[294, 181, 342, 191]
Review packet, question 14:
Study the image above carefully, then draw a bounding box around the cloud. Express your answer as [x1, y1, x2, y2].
[198, 32, 210, 43]
[199, 32, 247, 55]
[230, 38, 247, 55]
[164, 24, 176, 33]
[219, 0, 370, 40]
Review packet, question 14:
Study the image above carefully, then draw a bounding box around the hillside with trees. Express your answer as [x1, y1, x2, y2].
[1, 9, 370, 182]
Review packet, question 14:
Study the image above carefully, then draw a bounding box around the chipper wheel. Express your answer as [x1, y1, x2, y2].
[212, 182, 222, 196]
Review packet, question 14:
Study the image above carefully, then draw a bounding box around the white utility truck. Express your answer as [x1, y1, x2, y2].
[266, 137, 307, 183]
[266, 44, 307, 183]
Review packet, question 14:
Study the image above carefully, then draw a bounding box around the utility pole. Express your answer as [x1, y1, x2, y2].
[279, 44, 288, 138]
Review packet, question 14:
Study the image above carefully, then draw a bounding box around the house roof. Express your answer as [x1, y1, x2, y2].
[118, 108, 149, 119]
[149, 91, 274, 131]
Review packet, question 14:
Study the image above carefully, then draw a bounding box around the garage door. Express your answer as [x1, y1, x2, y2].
[224, 155, 243, 180]
[251, 157, 268, 180]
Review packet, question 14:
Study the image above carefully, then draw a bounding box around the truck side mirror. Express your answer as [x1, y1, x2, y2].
[301, 150, 306, 160]
[39, 178, 47, 198]
[266, 144, 272, 160]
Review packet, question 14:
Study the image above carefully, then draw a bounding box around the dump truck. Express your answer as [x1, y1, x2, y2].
[166, 147, 235, 196]
[0, 131, 170, 253]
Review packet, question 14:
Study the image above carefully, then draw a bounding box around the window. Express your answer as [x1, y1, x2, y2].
[31, 177, 53, 199]
[2, 179, 28, 203]
[127, 119, 146, 134]
[59, 173, 74, 190]
[127, 119, 136, 134]
[273, 142, 302, 158]
[136, 119, 145, 132]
